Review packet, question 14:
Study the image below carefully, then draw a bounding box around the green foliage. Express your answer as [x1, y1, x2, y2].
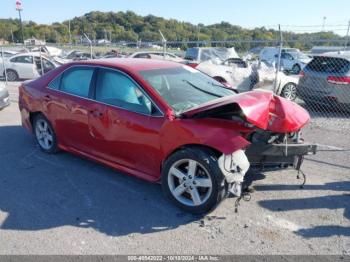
[0, 11, 345, 50]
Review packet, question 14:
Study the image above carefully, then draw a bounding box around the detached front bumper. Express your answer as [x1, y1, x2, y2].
[245, 142, 317, 168]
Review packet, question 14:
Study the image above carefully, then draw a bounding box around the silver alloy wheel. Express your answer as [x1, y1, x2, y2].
[6, 70, 17, 81]
[35, 119, 54, 150]
[282, 83, 297, 101]
[168, 159, 213, 207]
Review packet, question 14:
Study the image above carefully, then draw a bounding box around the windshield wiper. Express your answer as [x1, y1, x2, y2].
[182, 80, 222, 98]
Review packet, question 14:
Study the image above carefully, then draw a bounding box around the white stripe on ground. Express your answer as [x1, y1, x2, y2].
[315, 143, 345, 151]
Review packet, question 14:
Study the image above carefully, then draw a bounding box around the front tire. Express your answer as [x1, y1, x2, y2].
[6, 69, 18, 82]
[281, 83, 297, 101]
[33, 114, 58, 154]
[161, 147, 226, 214]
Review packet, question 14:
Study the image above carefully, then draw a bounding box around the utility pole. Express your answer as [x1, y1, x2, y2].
[197, 25, 200, 47]
[159, 30, 167, 58]
[1, 47, 8, 85]
[84, 33, 93, 59]
[274, 24, 283, 94]
[10, 28, 14, 43]
[68, 20, 72, 46]
[15, 0, 24, 44]
[344, 20, 350, 51]
[322, 16, 327, 31]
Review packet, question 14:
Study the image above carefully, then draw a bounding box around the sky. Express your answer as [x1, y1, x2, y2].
[1, 0, 350, 34]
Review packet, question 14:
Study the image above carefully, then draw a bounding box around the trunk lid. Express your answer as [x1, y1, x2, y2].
[181, 90, 310, 133]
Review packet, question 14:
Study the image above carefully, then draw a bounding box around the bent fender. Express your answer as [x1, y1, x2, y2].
[181, 90, 310, 133]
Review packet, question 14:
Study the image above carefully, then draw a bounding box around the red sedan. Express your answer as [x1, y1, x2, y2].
[19, 59, 316, 213]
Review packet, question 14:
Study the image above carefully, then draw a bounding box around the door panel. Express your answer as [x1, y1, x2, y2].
[43, 66, 96, 152]
[44, 89, 96, 153]
[89, 105, 165, 177]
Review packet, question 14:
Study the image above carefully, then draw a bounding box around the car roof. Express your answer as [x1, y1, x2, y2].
[73, 58, 182, 71]
[319, 52, 350, 61]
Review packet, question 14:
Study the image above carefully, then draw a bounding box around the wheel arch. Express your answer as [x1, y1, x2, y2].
[213, 76, 228, 84]
[29, 111, 46, 128]
[3, 68, 18, 79]
[160, 144, 222, 174]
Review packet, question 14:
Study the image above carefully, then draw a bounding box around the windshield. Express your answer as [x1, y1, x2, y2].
[140, 66, 236, 114]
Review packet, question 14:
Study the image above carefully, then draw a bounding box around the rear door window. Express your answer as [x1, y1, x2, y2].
[306, 57, 350, 74]
[10, 55, 33, 64]
[185, 48, 199, 61]
[60, 67, 94, 98]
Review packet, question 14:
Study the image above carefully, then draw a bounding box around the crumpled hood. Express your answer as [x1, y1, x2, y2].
[182, 90, 310, 133]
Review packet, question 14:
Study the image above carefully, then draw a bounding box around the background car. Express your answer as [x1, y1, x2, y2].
[129, 51, 184, 62]
[184, 47, 239, 66]
[259, 47, 311, 74]
[0, 53, 59, 81]
[0, 81, 10, 110]
[0, 50, 18, 58]
[197, 59, 299, 101]
[298, 54, 350, 109]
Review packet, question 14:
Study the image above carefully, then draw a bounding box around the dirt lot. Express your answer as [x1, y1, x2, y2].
[0, 81, 349, 255]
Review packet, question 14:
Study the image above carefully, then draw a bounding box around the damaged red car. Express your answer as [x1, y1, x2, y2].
[19, 59, 317, 213]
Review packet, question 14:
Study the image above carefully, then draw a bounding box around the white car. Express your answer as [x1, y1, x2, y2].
[0, 50, 18, 58]
[197, 60, 299, 101]
[0, 52, 59, 81]
[260, 47, 311, 74]
[259, 47, 311, 74]
[129, 51, 184, 63]
[279, 51, 311, 74]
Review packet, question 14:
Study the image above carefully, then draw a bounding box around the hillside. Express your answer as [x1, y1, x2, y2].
[0, 11, 345, 50]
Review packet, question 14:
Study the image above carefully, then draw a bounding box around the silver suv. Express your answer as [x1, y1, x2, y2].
[298, 54, 350, 109]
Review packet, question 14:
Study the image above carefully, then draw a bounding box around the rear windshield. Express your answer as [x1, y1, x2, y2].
[306, 57, 350, 74]
[184, 48, 199, 61]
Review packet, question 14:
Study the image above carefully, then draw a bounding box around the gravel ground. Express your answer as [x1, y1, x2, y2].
[0, 82, 349, 255]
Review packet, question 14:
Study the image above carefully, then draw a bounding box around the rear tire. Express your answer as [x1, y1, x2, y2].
[33, 114, 59, 154]
[5, 69, 18, 82]
[281, 83, 297, 101]
[161, 147, 226, 214]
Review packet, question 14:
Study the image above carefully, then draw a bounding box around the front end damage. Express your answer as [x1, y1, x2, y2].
[181, 90, 317, 205]
[216, 131, 316, 212]
[245, 130, 317, 170]
[217, 131, 317, 198]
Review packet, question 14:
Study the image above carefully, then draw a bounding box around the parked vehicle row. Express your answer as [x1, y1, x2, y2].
[195, 57, 299, 101]
[2, 44, 349, 110]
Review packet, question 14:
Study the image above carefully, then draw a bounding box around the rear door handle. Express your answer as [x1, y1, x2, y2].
[89, 110, 103, 118]
[43, 95, 51, 102]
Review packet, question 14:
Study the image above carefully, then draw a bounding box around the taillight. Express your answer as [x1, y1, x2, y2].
[299, 71, 305, 77]
[327, 76, 350, 85]
[187, 63, 199, 68]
